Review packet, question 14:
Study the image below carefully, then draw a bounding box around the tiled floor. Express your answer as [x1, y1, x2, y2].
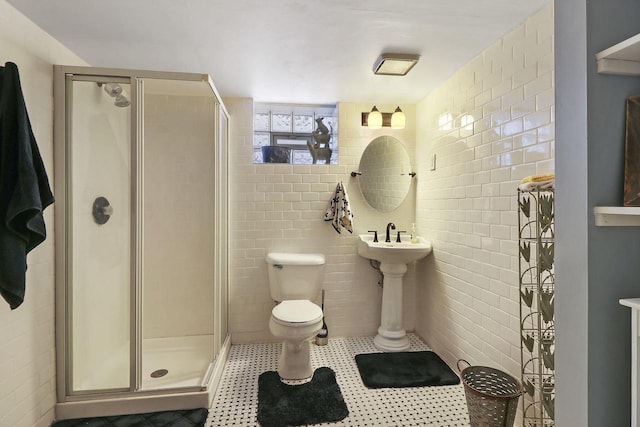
[206, 334, 470, 426]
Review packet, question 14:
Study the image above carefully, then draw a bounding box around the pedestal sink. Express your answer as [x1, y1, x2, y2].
[357, 234, 433, 352]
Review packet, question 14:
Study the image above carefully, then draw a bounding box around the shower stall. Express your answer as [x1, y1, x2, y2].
[53, 66, 229, 418]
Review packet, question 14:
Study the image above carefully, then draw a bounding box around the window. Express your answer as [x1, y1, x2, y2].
[253, 103, 338, 164]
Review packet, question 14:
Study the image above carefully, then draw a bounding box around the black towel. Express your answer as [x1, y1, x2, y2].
[0, 62, 54, 309]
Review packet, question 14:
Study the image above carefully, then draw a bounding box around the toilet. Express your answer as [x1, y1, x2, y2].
[266, 252, 325, 380]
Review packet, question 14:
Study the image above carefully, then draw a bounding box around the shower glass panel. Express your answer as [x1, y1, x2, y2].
[56, 67, 228, 409]
[217, 110, 229, 348]
[140, 78, 216, 390]
[68, 78, 132, 393]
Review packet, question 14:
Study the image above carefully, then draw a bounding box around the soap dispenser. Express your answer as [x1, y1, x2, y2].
[411, 223, 418, 244]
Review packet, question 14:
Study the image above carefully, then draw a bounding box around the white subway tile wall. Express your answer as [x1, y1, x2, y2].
[0, 2, 88, 426]
[414, 3, 554, 379]
[226, 99, 418, 344]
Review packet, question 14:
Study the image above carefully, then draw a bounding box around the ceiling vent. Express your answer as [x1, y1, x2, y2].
[372, 53, 420, 76]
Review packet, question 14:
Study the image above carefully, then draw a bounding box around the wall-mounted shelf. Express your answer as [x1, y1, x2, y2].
[594, 206, 640, 226]
[596, 33, 640, 75]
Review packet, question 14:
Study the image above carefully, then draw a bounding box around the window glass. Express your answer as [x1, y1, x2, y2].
[253, 132, 270, 148]
[254, 113, 270, 131]
[253, 103, 338, 165]
[271, 113, 292, 132]
[293, 115, 314, 132]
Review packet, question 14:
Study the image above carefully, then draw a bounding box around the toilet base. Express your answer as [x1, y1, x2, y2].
[278, 339, 313, 380]
[268, 303, 323, 380]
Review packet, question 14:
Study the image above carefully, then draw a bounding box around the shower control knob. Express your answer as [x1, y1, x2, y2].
[92, 196, 113, 225]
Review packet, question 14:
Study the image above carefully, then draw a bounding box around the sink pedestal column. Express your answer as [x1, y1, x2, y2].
[374, 262, 410, 352]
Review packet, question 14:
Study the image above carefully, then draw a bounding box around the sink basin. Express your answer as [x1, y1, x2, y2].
[357, 234, 432, 265]
[357, 232, 433, 352]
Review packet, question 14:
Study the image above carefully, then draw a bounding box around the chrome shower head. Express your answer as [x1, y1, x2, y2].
[114, 94, 130, 107]
[97, 82, 130, 107]
[102, 83, 123, 97]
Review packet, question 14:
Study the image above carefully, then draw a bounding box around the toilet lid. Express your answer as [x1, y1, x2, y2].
[272, 300, 323, 324]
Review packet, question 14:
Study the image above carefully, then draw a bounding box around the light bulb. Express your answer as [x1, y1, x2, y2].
[368, 106, 382, 129]
[391, 106, 405, 129]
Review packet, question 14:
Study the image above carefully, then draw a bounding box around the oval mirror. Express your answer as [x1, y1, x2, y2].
[358, 135, 412, 212]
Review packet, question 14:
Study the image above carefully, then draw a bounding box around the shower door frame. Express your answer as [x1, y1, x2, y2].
[53, 65, 230, 405]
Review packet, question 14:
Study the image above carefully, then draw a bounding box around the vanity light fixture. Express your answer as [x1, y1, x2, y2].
[372, 53, 420, 76]
[362, 105, 406, 130]
[391, 107, 405, 129]
[367, 106, 383, 129]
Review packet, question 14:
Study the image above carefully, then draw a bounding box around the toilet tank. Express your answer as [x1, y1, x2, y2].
[266, 252, 326, 301]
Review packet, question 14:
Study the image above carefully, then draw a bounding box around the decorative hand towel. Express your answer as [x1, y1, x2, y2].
[0, 62, 54, 309]
[518, 174, 555, 192]
[324, 181, 353, 234]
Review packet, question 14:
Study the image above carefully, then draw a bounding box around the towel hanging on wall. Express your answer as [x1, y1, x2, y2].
[324, 181, 353, 234]
[0, 62, 55, 309]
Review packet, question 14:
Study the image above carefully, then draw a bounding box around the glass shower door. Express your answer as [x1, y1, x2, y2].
[139, 78, 216, 390]
[66, 76, 134, 394]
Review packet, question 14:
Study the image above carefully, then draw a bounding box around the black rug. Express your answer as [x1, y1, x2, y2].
[355, 351, 460, 389]
[257, 367, 349, 427]
[50, 408, 208, 427]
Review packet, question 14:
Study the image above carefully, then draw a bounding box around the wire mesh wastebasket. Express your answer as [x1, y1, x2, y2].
[457, 360, 523, 427]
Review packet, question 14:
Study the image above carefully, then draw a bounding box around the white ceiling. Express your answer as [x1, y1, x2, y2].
[9, 0, 551, 104]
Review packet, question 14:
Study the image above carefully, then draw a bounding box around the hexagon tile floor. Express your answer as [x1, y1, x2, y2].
[206, 334, 470, 427]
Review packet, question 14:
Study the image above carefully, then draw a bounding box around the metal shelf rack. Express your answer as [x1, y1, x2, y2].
[518, 188, 555, 427]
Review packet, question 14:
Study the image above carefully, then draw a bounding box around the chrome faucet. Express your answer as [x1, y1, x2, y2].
[385, 222, 396, 242]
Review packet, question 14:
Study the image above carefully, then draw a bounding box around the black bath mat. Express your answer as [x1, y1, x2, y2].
[355, 351, 460, 389]
[257, 367, 349, 427]
[50, 408, 208, 427]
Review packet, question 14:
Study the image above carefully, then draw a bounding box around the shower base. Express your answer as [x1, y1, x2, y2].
[56, 335, 230, 420]
[142, 335, 214, 390]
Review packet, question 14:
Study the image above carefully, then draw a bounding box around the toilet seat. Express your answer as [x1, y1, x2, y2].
[272, 300, 323, 326]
